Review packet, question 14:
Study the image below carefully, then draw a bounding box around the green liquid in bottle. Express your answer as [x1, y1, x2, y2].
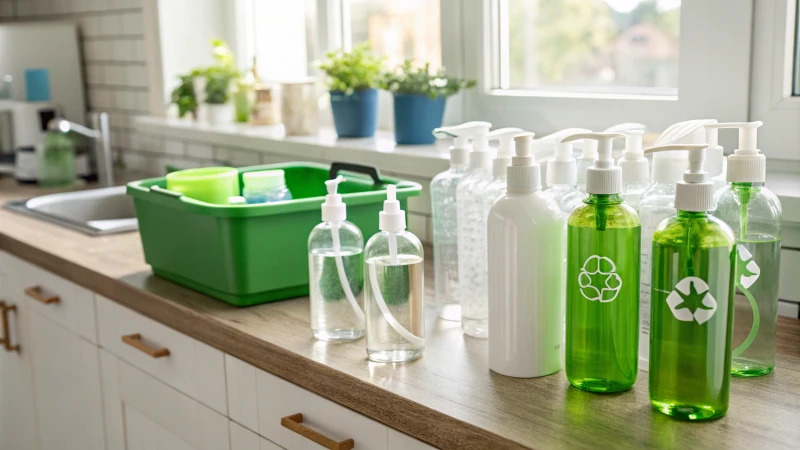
[566, 194, 641, 393]
[649, 211, 735, 420]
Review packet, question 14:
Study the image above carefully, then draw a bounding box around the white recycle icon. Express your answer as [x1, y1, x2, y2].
[666, 277, 717, 324]
[737, 244, 761, 289]
[578, 255, 622, 302]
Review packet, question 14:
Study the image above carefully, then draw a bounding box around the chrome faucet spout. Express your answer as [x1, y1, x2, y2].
[47, 118, 100, 139]
[46, 113, 114, 187]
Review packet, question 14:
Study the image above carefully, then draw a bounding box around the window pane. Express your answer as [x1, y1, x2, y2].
[504, 0, 680, 95]
[348, 0, 441, 68]
[254, 0, 317, 81]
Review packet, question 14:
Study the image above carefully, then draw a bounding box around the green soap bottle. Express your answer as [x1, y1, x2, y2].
[645, 144, 736, 421]
[564, 132, 641, 393]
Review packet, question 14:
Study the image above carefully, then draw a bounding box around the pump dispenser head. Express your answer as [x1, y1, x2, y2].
[322, 176, 347, 222]
[644, 144, 713, 212]
[508, 132, 540, 192]
[379, 185, 406, 232]
[617, 129, 650, 182]
[538, 128, 591, 186]
[433, 121, 492, 169]
[704, 121, 765, 182]
[488, 127, 526, 177]
[562, 132, 625, 194]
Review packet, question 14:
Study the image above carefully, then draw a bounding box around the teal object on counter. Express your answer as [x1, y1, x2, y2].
[25, 68, 51, 102]
[127, 162, 422, 307]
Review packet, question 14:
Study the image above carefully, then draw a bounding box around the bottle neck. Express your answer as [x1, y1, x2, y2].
[732, 181, 763, 190]
[677, 210, 709, 219]
[584, 193, 624, 205]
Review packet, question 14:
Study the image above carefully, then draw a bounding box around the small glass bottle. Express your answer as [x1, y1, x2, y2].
[242, 169, 292, 204]
[308, 176, 365, 341]
[365, 185, 425, 363]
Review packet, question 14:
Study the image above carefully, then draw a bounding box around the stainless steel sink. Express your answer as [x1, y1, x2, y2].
[5, 186, 138, 235]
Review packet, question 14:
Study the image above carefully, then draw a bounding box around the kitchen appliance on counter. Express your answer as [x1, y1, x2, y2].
[0, 100, 58, 180]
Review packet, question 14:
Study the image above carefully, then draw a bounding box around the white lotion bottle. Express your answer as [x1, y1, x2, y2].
[488, 133, 566, 378]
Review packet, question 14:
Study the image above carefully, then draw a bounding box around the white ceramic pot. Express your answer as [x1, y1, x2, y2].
[282, 78, 320, 136]
[207, 103, 234, 126]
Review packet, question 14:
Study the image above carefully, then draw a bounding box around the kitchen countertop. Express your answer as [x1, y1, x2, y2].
[0, 178, 799, 449]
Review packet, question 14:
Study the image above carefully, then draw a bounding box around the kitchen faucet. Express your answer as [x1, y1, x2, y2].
[47, 112, 114, 187]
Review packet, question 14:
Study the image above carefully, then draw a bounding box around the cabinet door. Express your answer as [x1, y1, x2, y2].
[0, 254, 39, 450]
[100, 350, 230, 450]
[230, 421, 283, 450]
[28, 310, 104, 450]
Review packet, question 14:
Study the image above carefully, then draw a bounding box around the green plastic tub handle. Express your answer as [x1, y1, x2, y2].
[150, 185, 185, 198]
[329, 162, 384, 185]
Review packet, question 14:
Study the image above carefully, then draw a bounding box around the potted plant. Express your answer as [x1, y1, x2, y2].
[382, 61, 476, 145]
[170, 74, 198, 120]
[318, 43, 384, 138]
[203, 39, 240, 125]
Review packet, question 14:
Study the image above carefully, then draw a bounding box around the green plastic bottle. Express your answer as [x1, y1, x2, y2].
[645, 144, 736, 421]
[564, 132, 641, 393]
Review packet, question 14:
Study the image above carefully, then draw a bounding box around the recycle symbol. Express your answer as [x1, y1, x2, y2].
[666, 277, 717, 324]
[578, 255, 622, 302]
[737, 244, 761, 289]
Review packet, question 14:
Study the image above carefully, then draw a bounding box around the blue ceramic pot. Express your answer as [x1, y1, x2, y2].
[329, 88, 379, 137]
[393, 94, 446, 145]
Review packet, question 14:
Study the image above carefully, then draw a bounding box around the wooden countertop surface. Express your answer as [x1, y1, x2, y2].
[0, 179, 798, 449]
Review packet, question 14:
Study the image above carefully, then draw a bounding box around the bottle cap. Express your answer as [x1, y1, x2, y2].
[644, 144, 713, 212]
[705, 121, 765, 182]
[539, 128, 591, 186]
[507, 132, 540, 192]
[562, 132, 625, 195]
[488, 127, 525, 178]
[322, 175, 347, 222]
[243, 170, 285, 190]
[617, 130, 650, 182]
[379, 185, 406, 232]
[433, 121, 492, 170]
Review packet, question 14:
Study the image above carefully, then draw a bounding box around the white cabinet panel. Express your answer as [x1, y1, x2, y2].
[100, 349, 230, 450]
[230, 421, 283, 450]
[779, 249, 800, 303]
[388, 429, 436, 450]
[225, 354, 260, 432]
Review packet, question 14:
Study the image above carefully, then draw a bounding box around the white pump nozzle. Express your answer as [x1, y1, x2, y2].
[508, 132, 540, 192]
[704, 121, 764, 182]
[644, 144, 712, 212]
[433, 121, 492, 168]
[488, 127, 526, 178]
[562, 132, 625, 194]
[322, 176, 347, 222]
[542, 128, 591, 186]
[617, 130, 650, 182]
[379, 184, 406, 232]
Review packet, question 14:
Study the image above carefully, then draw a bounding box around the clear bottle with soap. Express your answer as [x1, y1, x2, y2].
[308, 176, 365, 342]
[544, 129, 591, 215]
[617, 129, 649, 210]
[243, 169, 292, 204]
[646, 144, 736, 421]
[365, 185, 425, 362]
[430, 122, 489, 321]
[711, 122, 782, 377]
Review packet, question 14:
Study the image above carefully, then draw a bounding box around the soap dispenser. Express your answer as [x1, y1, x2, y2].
[483, 127, 526, 207]
[430, 121, 491, 321]
[644, 144, 736, 420]
[563, 132, 641, 393]
[710, 121, 782, 377]
[543, 128, 591, 215]
[617, 130, 649, 209]
[308, 176, 365, 342]
[364, 185, 425, 363]
[488, 133, 565, 377]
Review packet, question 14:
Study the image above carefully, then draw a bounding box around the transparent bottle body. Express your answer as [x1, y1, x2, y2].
[713, 183, 782, 377]
[430, 166, 468, 321]
[576, 158, 593, 193]
[565, 194, 641, 392]
[244, 184, 293, 204]
[308, 221, 365, 341]
[456, 169, 494, 337]
[622, 180, 651, 211]
[545, 184, 587, 216]
[364, 231, 425, 362]
[649, 211, 736, 420]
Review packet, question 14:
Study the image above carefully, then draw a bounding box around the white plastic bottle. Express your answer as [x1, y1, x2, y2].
[430, 123, 487, 321]
[243, 170, 293, 204]
[488, 133, 565, 378]
[308, 176, 365, 341]
[617, 130, 650, 209]
[364, 185, 425, 363]
[482, 128, 526, 208]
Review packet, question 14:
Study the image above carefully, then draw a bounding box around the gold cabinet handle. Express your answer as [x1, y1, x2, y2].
[281, 413, 354, 450]
[121, 333, 170, 358]
[0, 301, 19, 352]
[25, 286, 60, 305]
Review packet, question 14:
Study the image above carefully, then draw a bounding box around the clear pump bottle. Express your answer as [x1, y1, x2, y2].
[617, 130, 650, 209]
[564, 132, 641, 393]
[365, 185, 425, 363]
[308, 176, 365, 341]
[430, 122, 489, 321]
[711, 122, 782, 377]
[645, 144, 736, 421]
[544, 128, 591, 215]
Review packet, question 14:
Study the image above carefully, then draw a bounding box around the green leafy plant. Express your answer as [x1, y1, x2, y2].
[171, 40, 240, 109]
[317, 43, 385, 95]
[170, 75, 197, 118]
[381, 60, 476, 99]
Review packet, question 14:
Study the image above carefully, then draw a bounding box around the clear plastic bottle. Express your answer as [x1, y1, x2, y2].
[308, 176, 365, 341]
[544, 136, 588, 215]
[563, 132, 641, 393]
[710, 122, 782, 377]
[365, 185, 425, 363]
[243, 169, 293, 204]
[617, 130, 650, 210]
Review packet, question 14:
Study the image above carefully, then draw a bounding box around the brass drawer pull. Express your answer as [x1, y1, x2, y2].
[25, 286, 60, 305]
[0, 301, 19, 352]
[281, 413, 354, 450]
[121, 333, 170, 358]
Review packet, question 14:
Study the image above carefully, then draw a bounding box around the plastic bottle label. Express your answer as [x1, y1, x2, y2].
[662, 277, 718, 324]
[577, 255, 622, 302]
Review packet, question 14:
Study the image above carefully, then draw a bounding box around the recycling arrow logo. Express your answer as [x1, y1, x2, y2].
[666, 277, 717, 324]
[737, 244, 760, 289]
[578, 255, 622, 303]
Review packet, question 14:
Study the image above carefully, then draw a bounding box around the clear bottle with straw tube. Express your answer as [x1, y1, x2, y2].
[364, 185, 425, 363]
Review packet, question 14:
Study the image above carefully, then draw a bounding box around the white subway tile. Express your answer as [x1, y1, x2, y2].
[101, 14, 122, 36]
[186, 142, 213, 160]
[126, 66, 147, 87]
[163, 139, 184, 156]
[122, 11, 143, 35]
[229, 149, 260, 166]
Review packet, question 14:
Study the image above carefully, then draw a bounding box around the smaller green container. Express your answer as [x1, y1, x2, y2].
[127, 162, 421, 307]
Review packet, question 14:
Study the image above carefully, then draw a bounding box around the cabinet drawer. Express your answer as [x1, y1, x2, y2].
[96, 295, 227, 415]
[18, 257, 97, 343]
[230, 421, 283, 450]
[225, 355, 389, 450]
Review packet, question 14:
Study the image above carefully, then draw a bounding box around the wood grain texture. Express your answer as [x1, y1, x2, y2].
[0, 180, 799, 449]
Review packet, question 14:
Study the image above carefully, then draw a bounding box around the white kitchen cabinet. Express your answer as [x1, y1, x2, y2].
[388, 429, 436, 450]
[230, 421, 283, 450]
[100, 349, 230, 450]
[0, 253, 39, 450]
